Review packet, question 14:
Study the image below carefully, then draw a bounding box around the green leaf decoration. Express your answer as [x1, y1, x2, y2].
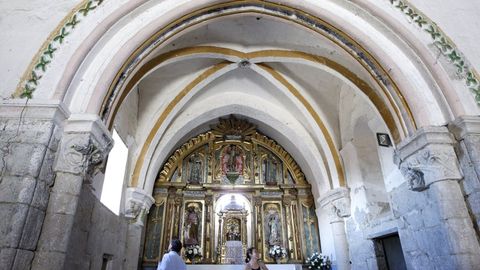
[35, 56, 51, 72]
[434, 38, 452, 52]
[425, 25, 441, 39]
[466, 72, 477, 86]
[21, 85, 34, 99]
[406, 9, 418, 19]
[448, 50, 461, 62]
[53, 28, 70, 44]
[455, 61, 465, 73]
[44, 44, 57, 58]
[19, 0, 105, 99]
[396, 1, 408, 11]
[79, 1, 94, 16]
[27, 71, 42, 86]
[66, 14, 80, 28]
[414, 16, 427, 27]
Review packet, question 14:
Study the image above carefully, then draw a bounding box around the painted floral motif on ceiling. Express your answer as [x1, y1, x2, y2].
[390, 0, 480, 104]
[15, 0, 480, 106]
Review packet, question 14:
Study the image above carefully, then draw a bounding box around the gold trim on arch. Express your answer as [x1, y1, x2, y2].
[106, 46, 402, 142]
[128, 56, 345, 188]
[256, 63, 342, 186]
[124, 46, 406, 188]
[100, 1, 415, 134]
[130, 62, 233, 187]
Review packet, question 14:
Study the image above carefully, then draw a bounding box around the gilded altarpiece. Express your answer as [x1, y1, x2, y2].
[141, 117, 321, 268]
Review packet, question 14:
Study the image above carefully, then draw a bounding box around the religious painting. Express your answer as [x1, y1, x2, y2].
[183, 202, 203, 246]
[302, 203, 320, 256]
[143, 202, 165, 261]
[220, 144, 244, 184]
[263, 203, 283, 247]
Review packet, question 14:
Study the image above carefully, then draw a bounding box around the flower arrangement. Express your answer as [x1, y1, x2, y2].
[305, 252, 332, 269]
[185, 245, 202, 262]
[268, 245, 287, 262]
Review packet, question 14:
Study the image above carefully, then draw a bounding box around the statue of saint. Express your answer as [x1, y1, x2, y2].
[185, 207, 199, 245]
[221, 145, 243, 175]
[189, 154, 202, 184]
[226, 226, 240, 241]
[268, 215, 280, 245]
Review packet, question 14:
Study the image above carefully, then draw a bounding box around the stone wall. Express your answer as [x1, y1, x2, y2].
[64, 184, 128, 269]
[393, 126, 480, 269]
[0, 102, 65, 269]
[449, 116, 480, 233]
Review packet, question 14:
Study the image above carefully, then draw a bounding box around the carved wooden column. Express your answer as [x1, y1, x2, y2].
[283, 194, 298, 261]
[204, 195, 213, 262]
[319, 188, 351, 270]
[217, 211, 224, 263]
[394, 126, 480, 269]
[161, 189, 182, 254]
[172, 195, 183, 240]
[253, 196, 263, 256]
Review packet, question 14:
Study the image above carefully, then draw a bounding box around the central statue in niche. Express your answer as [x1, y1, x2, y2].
[221, 145, 244, 184]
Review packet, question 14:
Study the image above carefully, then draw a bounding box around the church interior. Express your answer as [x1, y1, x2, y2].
[1, 1, 480, 270]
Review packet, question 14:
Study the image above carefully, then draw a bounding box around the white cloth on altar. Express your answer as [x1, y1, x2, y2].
[224, 241, 243, 264]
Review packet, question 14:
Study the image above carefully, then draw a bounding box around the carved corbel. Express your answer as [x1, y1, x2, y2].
[125, 188, 155, 225]
[56, 134, 111, 178]
[318, 187, 351, 222]
[397, 148, 462, 191]
[71, 137, 112, 180]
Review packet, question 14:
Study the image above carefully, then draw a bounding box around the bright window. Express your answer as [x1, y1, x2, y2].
[101, 129, 128, 215]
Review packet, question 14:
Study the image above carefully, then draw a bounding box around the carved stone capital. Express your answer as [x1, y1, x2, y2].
[54, 114, 113, 178]
[124, 187, 155, 225]
[395, 127, 462, 191]
[318, 187, 351, 222]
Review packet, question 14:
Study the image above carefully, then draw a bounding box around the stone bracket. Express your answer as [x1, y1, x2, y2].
[318, 187, 351, 221]
[124, 187, 155, 225]
[394, 126, 462, 191]
[53, 114, 113, 178]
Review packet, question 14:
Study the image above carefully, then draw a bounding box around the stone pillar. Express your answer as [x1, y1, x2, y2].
[318, 187, 351, 270]
[0, 101, 68, 270]
[393, 126, 480, 269]
[31, 114, 112, 270]
[449, 116, 480, 233]
[124, 187, 155, 270]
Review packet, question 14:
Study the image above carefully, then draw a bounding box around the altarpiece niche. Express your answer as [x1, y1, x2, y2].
[141, 117, 321, 268]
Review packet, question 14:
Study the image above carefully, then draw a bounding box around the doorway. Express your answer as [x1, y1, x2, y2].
[374, 234, 407, 270]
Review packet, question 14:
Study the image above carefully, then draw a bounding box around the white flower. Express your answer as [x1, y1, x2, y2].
[188, 250, 193, 254]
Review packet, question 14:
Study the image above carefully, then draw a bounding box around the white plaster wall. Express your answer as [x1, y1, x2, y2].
[0, 0, 80, 98]
[409, 0, 480, 70]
